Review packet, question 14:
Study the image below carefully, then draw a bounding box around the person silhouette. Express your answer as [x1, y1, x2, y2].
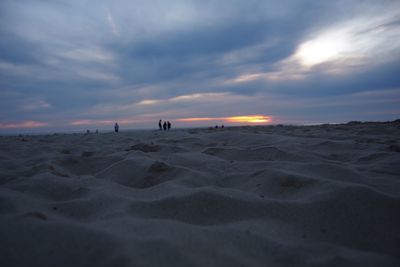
[114, 122, 119, 133]
[163, 121, 167, 131]
[167, 121, 171, 131]
[158, 120, 162, 130]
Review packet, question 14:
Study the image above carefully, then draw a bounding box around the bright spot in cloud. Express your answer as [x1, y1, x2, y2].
[228, 73, 264, 83]
[229, 13, 400, 84]
[137, 99, 161, 105]
[293, 14, 400, 68]
[294, 32, 350, 67]
[170, 93, 227, 102]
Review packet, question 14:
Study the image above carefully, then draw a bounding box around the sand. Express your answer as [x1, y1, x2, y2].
[0, 121, 399, 267]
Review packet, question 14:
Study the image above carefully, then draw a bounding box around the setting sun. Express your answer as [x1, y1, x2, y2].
[177, 115, 272, 124]
[226, 115, 271, 123]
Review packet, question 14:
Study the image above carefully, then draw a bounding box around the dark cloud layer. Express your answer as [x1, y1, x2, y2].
[0, 0, 399, 132]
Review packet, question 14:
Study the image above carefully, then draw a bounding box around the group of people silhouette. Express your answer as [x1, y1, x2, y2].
[159, 120, 171, 131]
[84, 129, 99, 135]
[85, 120, 227, 134]
[113, 121, 171, 133]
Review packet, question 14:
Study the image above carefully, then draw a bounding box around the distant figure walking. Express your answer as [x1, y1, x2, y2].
[114, 122, 119, 133]
[163, 121, 167, 131]
[159, 120, 162, 130]
[167, 121, 171, 131]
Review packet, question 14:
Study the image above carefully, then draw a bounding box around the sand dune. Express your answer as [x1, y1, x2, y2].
[1, 121, 400, 266]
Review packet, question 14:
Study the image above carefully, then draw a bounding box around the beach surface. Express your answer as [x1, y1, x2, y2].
[1, 122, 399, 266]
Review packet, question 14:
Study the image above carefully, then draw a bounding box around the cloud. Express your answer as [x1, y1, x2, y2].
[0, 0, 400, 132]
[87, 92, 253, 119]
[138, 92, 232, 105]
[106, 9, 120, 37]
[59, 46, 115, 63]
[227, 10, 400, 84]
[71, 119, 114, 126]
[0, 120, 48, 129]
[22, 99, 52, 111]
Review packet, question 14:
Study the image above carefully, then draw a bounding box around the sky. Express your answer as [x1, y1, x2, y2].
[1, 0, 400, 133]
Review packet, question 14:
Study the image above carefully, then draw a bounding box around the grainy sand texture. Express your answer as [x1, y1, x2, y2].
[1, 121, 400, 267]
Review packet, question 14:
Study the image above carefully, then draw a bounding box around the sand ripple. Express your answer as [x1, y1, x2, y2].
[1, 122, 400, 266]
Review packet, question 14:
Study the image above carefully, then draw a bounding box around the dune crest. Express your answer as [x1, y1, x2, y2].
[1, 122, 400, 266]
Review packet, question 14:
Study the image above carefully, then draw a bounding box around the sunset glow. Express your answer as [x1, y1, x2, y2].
[177, 115, 272, 124]
[1, 0, 399, 133]
[0, 120, 48, 129]
[71, 119, 114, 126]
[70, 118, 148, 126]
[226, 115, 272, 123]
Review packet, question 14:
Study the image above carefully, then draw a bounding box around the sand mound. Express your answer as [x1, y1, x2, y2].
[125, 143, 161, 152]
[0, 220, 128, 266]
[203, 146, 304, 162]
[1, 122, 400, 266]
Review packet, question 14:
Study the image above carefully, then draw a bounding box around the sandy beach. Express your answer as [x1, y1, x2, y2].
[0, 121, 399, 267]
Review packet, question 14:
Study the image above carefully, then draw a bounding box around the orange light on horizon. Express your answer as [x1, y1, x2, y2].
[177, 115, 272, 124]
[69, 115, 272, 127]
[226, 115, 272, 123]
